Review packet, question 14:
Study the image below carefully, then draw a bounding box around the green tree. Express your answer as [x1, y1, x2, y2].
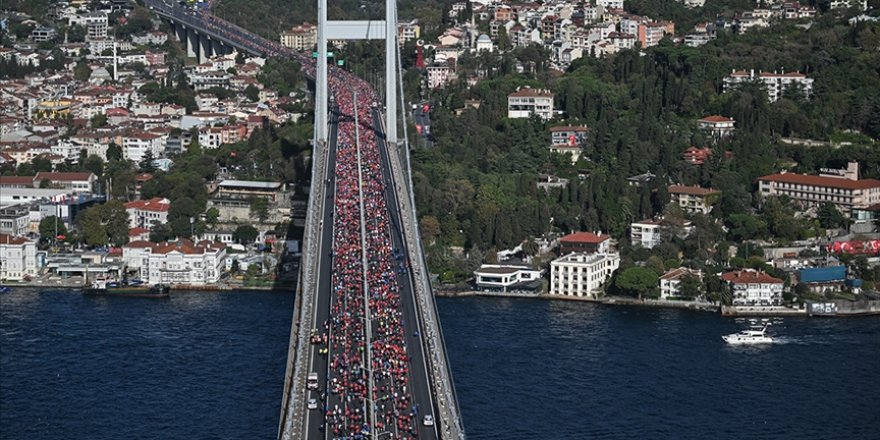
[74, 62, 92, 81]
[249, 198, 270, 223]
[614, 267, 659, 299]
[244, 84, 261, 102]
[678, 273, 703, 300]
[233, 224, 259, 244]
[91, 113, 108, 128]
[39, 216, 68, 242]
[205, 207, 220, 227]
[106, 142, 123, 161]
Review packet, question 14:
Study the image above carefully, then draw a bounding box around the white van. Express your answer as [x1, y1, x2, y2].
[307, 372, 319, 390]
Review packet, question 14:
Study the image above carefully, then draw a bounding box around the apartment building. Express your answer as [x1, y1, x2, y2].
[630, 219, 663, 249]
[280, 23, 317, 51]
[560, 231, 612, 255]
[550, 252, 620, 297]
[508, 87, 555, 120]
[757, 163, 880, 214]
[723, 69, 814, 102]
[33, 172, 97, 193]
[669, 185, 721, 214]
[0, 205, 30, 237]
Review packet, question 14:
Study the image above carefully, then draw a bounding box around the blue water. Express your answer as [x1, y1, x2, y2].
[2, 291, 879, 439]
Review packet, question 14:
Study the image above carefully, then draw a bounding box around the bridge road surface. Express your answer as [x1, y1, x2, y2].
[372, 109, 439, 440]
[300, 104, 440, 439]
[303, 106, 339, 437]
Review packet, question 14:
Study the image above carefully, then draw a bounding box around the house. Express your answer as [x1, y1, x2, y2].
[722, 269, 785, 306]
[473, 264, 543, 292]
[122, 239, 227, 286]
[697, 115, 736, 139]
[550, 252, 620, 296]
[559, 231, 611, 255]
[668, 185, 721, 214]
[757, 162, 880, 216]
[507, 87, 554, 120]
[659, 267, 703, 299]
[549, 125, 588, 145]
[129, 227, 151, 242]
[0, 233, 38, 280]
[627, 172, 656, 187]
[124, 197, 171, 229]
[33, 172, 97, 193]
[682, 146, 712, 165]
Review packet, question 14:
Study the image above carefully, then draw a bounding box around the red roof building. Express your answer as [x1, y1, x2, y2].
[758, 165, 880, 212]
[124, 197, 171, 229]
[682, 146, 712, 165]
[722, 269, 785, 306]
[560, 232, 612, 255]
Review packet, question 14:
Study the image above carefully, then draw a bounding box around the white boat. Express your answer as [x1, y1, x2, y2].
[722, 323, 773, 345]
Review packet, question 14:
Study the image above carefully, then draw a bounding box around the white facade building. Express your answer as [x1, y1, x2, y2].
[507, 87, 555, 120]
[473, 264, 543, 292]
[722, 269, 785, 306]
[723, 69, 814, 102]
[550, 252, 620, 297]
[659, 267, 703, 299]
[630, 219, 662, 249]
[123, 239, 227, 286]
[0, 233, 38, 281]
[124, 197, 171, 229]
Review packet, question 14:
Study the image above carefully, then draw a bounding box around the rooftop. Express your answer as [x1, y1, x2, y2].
[561, 231, 610, 244]
[669, 185, 720, 196]
[721, 270, 784, 284]
[217, 180, 283, 189]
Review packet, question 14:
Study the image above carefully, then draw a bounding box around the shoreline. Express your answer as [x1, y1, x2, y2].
[2, 283, 296, 293]
[433, 289, 880, 317]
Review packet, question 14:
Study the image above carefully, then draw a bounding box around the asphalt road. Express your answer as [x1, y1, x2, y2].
[303, 106, 339, 437]
[372, 109, 439, 439]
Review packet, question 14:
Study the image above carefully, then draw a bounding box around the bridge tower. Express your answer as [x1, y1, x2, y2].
[314, 0, 398, 148]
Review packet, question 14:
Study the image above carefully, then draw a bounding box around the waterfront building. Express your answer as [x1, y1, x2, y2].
[507, 87, 555, 120]
[721, 269, 785, 306]
[668, 185, 721, 215]
[559, 231, 611, 255]
[124, 197, 171, 229]
[473, 264, 543, 292]
[797, 266, 851, 294]
[0, 233, 37, 280]
[757, 162, 880, 218]
[550, 252, 620, 297]
[659, 267, 702, 299]
[122, 239, 227, 286]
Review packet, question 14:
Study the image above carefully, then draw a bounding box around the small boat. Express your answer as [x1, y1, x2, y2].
[0, 286, 11, 294]
[722, 323, 773, 345]
[84, 280, 170, 299]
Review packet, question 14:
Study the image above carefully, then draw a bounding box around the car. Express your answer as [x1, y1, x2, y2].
[307, 372, 319, 390]
[423, 415, 434, 426]
[308, 398, 318, 410]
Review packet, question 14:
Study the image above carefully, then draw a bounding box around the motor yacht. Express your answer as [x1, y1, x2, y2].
[722, 323, 773, 345]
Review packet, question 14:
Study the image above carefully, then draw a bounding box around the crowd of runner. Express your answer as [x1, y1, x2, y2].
[318, 54, 421, 438]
